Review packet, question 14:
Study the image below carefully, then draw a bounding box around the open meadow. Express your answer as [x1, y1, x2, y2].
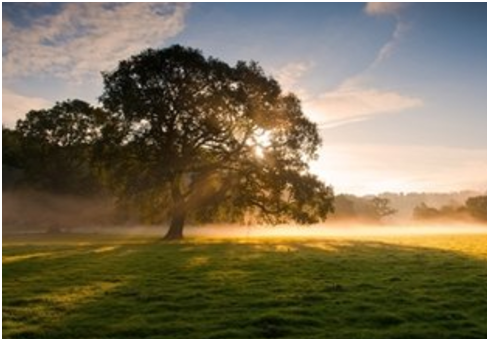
[2, 229, 486, 338]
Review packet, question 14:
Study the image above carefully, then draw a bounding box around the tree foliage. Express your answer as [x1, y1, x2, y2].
[465, 196, 487, 222]
[413, 196, 487, 222]
[412, 202, 441, 220]
[369, 197, 397, 220]
[332, 194, 396, 222]
[3, 127, 25, 189]
[10, 100, 103, 194]
[97, 45, 334, 238]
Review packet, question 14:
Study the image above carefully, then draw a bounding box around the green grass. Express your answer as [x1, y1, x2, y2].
[3, 233, 487, 338]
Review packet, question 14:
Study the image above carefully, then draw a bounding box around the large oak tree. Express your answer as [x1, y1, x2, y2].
[97, 45, 334, 239]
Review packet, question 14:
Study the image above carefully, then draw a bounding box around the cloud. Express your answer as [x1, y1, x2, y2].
[372, 20, 409, 67]
[3, 3, 189, 81]
[310, 143, 487, 195]
[304, 81, 423, 128]
[297, 3, 419, 128]
[273, 61, 313, 94]
[2, 89, 53, 127]
[364, 3, 410, 67]
[270, 61, 422, 129]
[364, 2, 407, 16]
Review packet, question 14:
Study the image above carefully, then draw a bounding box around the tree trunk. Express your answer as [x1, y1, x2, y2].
[164, 210, 186, 240]
[164, 173, 186, 240]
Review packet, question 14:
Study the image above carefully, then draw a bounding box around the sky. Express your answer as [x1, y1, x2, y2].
[2, 2, 487, 195]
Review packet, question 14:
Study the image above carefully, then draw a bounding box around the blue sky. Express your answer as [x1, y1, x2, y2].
[2, 2, 487, 194]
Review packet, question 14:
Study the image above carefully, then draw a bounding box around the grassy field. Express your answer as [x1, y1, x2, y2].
[2, 232, 487, 338]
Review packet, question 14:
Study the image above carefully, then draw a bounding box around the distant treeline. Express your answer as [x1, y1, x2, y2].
[331, 192, 487, 223]
[412, 196, 487, 222]
[331, 195, 397, 223]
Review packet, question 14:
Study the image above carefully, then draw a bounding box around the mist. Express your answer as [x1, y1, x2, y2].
[3, 189, 486, 239]
[180, 222, 487, 240]
[2, 189, 116, 233]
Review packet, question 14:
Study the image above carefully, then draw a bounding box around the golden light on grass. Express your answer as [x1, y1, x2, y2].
[2, 252, 58, 264]
[186, 222, 486, 251]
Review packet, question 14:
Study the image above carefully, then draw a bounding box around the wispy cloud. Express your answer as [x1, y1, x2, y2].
[271, 61, 423, 128]
[364, 2, 407, 16]
[3, 3, 189, 81]
[2, 89, 53, 127]
[364, 2, 410, 68]
[371, 20, 409, 67]
[300, 3, 419, 128]
[304, 81, 422, 128]
[273, 61, 313, 95]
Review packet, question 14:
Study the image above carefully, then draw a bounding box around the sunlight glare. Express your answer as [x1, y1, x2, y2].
[255, 145, 265, 158]
[249, 128, 272, 159]
[186, 223, 487, 245]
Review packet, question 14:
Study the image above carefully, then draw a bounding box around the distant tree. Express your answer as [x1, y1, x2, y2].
[370, 197, 397, 220]
[14, 100, 103, 194]
[413, 202, 440, 220]
[97, 45, 334, 239]
[331, 195, 396, 222]
[465, 196, 487, 222]
[413, 202, 469, 221]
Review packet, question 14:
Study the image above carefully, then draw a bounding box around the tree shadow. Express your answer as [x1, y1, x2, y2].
[3, 237, 487, 338]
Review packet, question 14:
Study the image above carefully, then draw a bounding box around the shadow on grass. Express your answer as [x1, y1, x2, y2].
[3, 236, 487, 338]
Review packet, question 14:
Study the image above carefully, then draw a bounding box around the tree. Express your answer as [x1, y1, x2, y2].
[3, 126, 22, 169]
[465, 195, 487, 222]
[412, 202, 468, 221]
[370, 197, 397, 220]
[413, 202, 437, 220]
[14, 100, 103, 194]
[331, 194, 356, 219]
[332, 195, 396, 222]
[98, 45, 334, 239]
[3, 126, 25, 189]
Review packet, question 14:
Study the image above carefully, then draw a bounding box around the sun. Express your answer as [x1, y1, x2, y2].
[251, 129, 272, 158]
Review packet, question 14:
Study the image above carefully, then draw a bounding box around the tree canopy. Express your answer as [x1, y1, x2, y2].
[465, 196, 487, 222]
[97, 45, 334, 239]
[4, 100, 103, 194]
